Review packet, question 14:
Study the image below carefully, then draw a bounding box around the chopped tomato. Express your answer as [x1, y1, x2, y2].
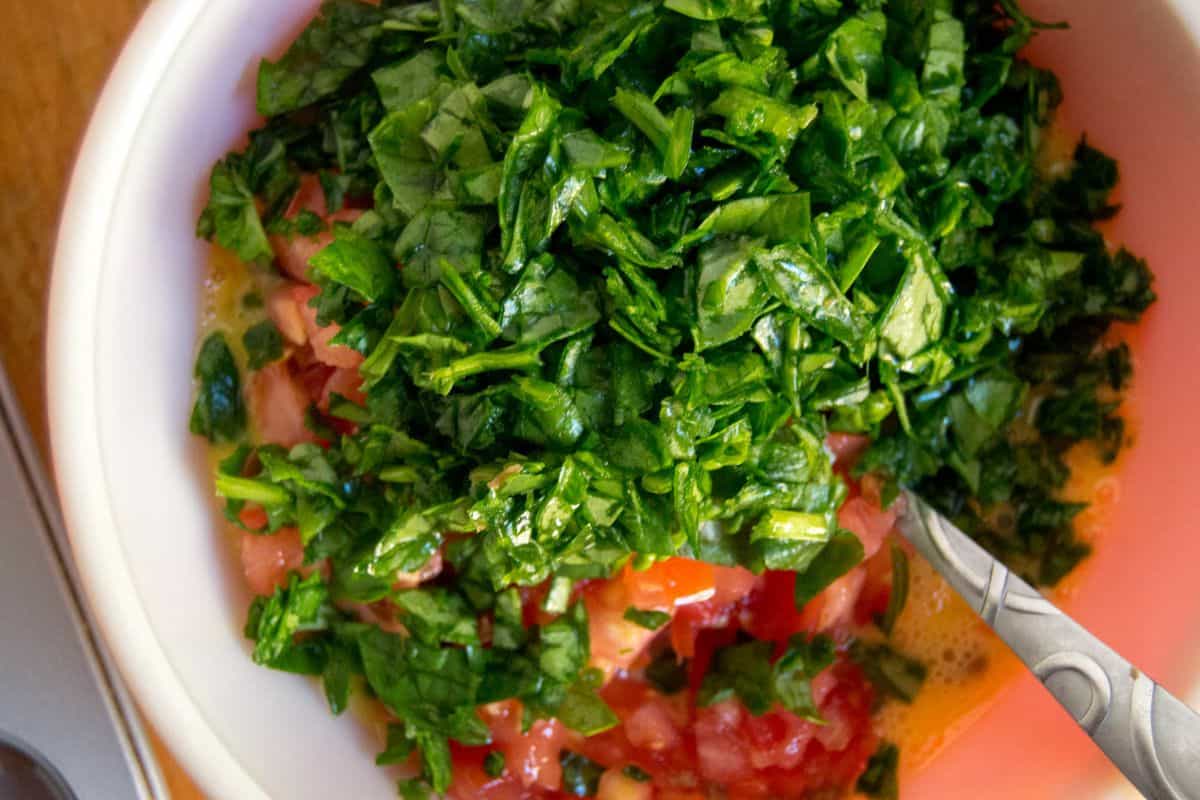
[625, 700, 683, 753]
[266, 285, 308, 346]
[825, 432, 870, 468]
[248, 362, 318, 447]
[240, 527, 304, 596]
[584, 578, 662, 677]
[855, 542, 895, 625]
[710, 565, 760, 605]
[480, 700, 568, 791]
[695, 700, 754, 785]
[742, 708, 817, 771]
[740, 571, 813, 643]
[622, 558, 716, 609]
[816, 566, 866, 634]
[237, 504, 269, 531]
[290, 284, 364, 368]
[319, 366, 366, 412]
[837, 495, 896, 560]
[667, 565, 761, 658]
[691, 661, 876, 799]
[269, 176, 363, 283]
[445, 744, 527, 800]
[597, 768, 653, 800]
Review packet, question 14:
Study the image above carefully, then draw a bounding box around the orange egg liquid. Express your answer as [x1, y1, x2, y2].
[874, 421, 1129, 782]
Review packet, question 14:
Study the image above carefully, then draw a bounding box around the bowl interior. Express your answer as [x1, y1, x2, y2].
[48, 1, 1200, 798]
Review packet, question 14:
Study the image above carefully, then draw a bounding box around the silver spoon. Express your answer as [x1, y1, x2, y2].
[895, 490, 1200, 800]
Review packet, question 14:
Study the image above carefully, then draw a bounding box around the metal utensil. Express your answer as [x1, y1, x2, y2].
[895, 489, 1200, 800]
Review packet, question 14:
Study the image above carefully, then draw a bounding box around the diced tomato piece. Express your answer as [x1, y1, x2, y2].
[319, 366, 366, 412]
[237, 504, 268, 531]
[726, 775, 773, 799]
[711, 565, 760, 604]
[266, 285, 308, 346]
[283, 174, 331, 218]
[584, 578, 662, 677]
[797, 663, 878, 792]
[667, 566, 760, 659]
[446, 744, 527, 800]
[838, 496, 896, 560]
[481, 701, 568, 791]
[855, 542, 895, 625]
[743, 710, 817, 771]
[622, 558, 716, 609]
[268, 176, 363, 283]
[518, 582, 555, 627]
[625, 700, 682, 752]
[597, 768, 653, 800]
[695, 700, 753, 785]
[825, 432, 870, 468]
[816, 566, 866, 634]
[240, 527, 304, 596]
[740, 571, 808, 643]
[248, 362, 318, 448]
[290, 284, 364, 369]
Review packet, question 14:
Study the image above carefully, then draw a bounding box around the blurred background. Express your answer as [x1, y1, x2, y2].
[0, 2, 199, 796]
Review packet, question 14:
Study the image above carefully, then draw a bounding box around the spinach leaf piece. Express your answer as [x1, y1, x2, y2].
[190, 333, 246, 443]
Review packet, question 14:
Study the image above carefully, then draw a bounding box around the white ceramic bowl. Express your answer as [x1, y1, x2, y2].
[48, 1, 1200, 798]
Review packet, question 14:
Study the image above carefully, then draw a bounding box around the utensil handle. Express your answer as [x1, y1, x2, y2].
[897, 490, 1200, 800]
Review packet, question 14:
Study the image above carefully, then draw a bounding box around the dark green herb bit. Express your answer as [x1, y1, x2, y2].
[857, 742, 900, 800]
[560, 750, 605, 797]
[189, 332, 245, 443]
[644, 648, 689, 695]
[877, 542, 910, 636]
[483, 750, 506, 778]
[851, 642, 927, 704]
[623, 607, 672, 631]
[623, 764, 651, 782]
[243, 321, 284, 370]
[699, 635, 835, 720]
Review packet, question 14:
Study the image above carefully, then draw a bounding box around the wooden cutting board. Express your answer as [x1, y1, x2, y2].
[0, 1, 205, 797]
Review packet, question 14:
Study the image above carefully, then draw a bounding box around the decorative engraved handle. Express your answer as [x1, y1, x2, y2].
[897, 490, 1200, 799]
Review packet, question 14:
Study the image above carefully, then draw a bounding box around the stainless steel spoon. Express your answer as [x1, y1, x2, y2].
[895, 490, 1200, 800]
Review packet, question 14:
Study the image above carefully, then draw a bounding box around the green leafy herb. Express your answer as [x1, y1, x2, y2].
[878, 542, 909, 636]
[198, 0, 1157, 795]
[644, 648, 689, 695]
[483, 750, 506, 778]
[857, 742, 900, 800]
[243, 321, 284, 370]
[623, 764, 651, 782]
[794, 530, 864, 608]
[851, 641, 927, 704]
[623, 607, 671, 631]
[560, 750, 605, 797]
[189, 333, 245, 443]
[698, 635, 835, 718]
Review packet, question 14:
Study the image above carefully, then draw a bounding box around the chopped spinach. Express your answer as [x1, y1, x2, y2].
[194, 0, 1156, 795]
[189, 333, 245, 443]
[698, 634, 835, 719]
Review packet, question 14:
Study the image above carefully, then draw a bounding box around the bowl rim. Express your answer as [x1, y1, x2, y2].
[46, 2, 1200, 799]
[47, 1, 268, 797]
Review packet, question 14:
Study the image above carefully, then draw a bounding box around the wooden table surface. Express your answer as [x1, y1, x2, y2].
[0, 2, 205, 797]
